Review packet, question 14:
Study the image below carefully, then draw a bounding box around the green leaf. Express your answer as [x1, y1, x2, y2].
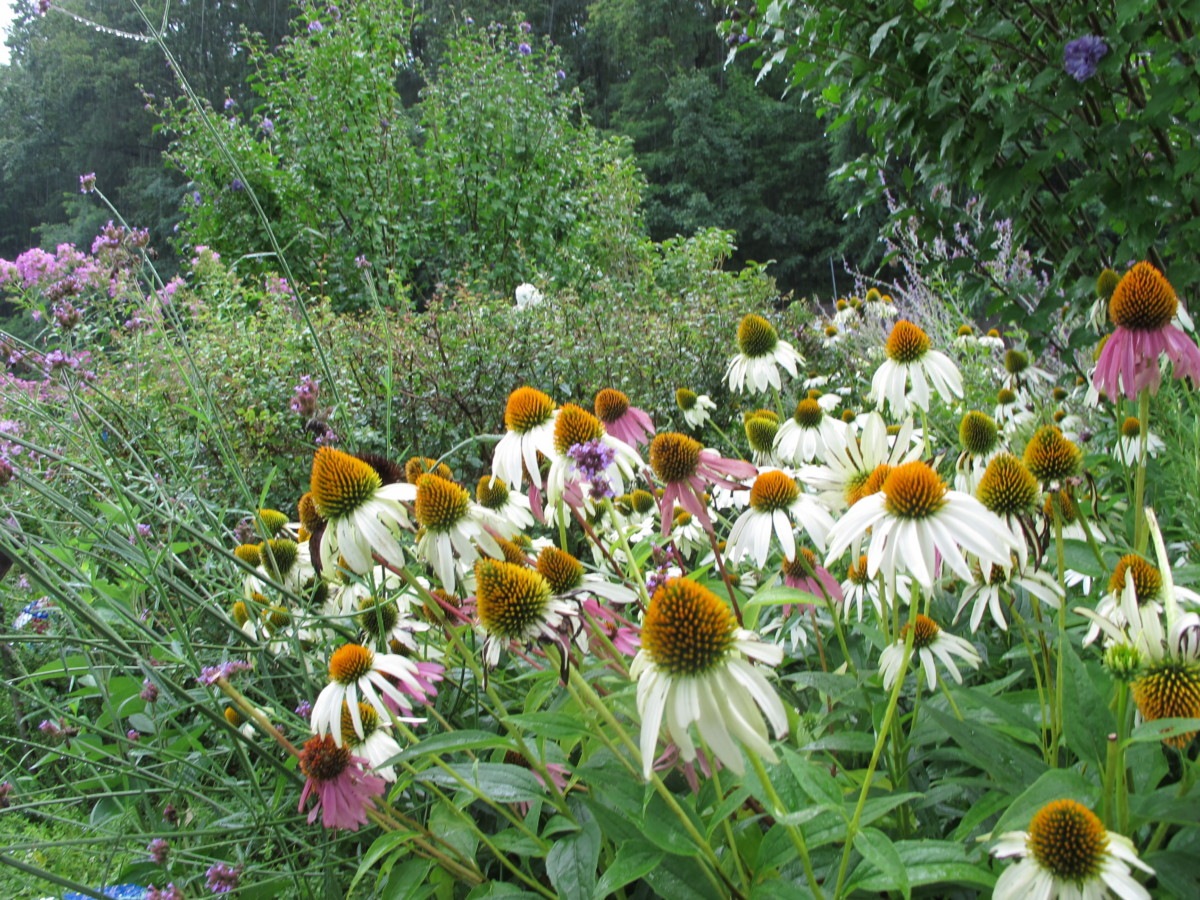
[592, 844, 663, 899]
[869, 16, 902, 58]
[414, 762, 547, 803]
[1061, 642, 1114, 768]
[783, 749, 845, 813]
[846, 840, 994, 892]
[546, 806, 601, 900]
[395, 730, 511, 762]
[925, 706, 1047, 789]
[853, 828, 910, 899]
[1125, 718, 1200, 746]
[349, 830, 420, 896]
[640, 790, 704, 857]
[990, 769, 1099, 837]
[744, 584, 819, 609]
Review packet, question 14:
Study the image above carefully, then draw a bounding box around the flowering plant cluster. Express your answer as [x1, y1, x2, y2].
[4, 247, 1200, 897]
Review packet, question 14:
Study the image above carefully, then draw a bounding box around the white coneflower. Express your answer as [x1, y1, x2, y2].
[474, 559, 579, 668]
[879, 614, 981, 690]
[801, 413, 924, 513]
[825, 460, 1020, 592]
[492, 386, 557, 491]
[311, 644, 441, 745]
[955, 563, 1063, 633]
[1113, 416, 1164, 467]
[309, 448, 416, 575]
[413, 473, 503, 592]
[774, 396, 849, 465]
[675, 388, 717, 429]
[725, 314, 804, 394]
[990, 799, 1152, 900]
[334, 701, 405, 781]
[726, 469, 835, 566]
[869, 320, 963, 415]
[631, 578, 787, 778]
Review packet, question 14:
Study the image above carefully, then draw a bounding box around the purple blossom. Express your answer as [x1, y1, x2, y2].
[206, 863, 241, 894]
[567, 440, 615, 482]
[37, 0, 50, 15]
[192, 190, 202, 206]
[127, 729, 141, 742]
[223, 97, 235, 111]
[518, 42, 532, 56]
[141, 679, 160, 703]
[229, 178, 245, 192]
[145, 885, 184, 900]
[1064, 35, 1108, 82]
[79, 172, 96, 194]
[147, 838, 170, 864]
[260, 117, 275, 135]
[354, 254, 370, 269]
[520, 21, 532, 33]
[290, 375, 319, 417]
[294, 699, 312, 719]
[308, 20, 324, 34]
[198, 660, 252, 686]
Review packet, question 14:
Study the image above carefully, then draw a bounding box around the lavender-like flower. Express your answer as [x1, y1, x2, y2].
[206, 862, 241, 893]
[79, 172, 96, 194]
[147, 838, 170, 864]
[1064, 35, 1108, 82]
[198, 660, 252, 686]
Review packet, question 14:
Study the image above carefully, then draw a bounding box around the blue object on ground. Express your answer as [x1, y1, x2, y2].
[63, 885, 147, 900]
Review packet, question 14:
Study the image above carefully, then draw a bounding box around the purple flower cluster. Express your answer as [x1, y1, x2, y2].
[206, 862, 241, 893]
[147, 837, 171, 864]
[141, 678, 160, 702]
[290, 375, 320, 418]
[198, 660, 252, 686]
[79, 172, 97, 194]
[1064, 35, 1108, 82]
[145, 885, 184, 900]
[567, 439, 616, 499]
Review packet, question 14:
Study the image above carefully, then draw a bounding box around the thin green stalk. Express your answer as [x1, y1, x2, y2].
[564, 667, 737, 898]
[832, 612, 917, 899]
[708, 756, 752, 893]
[1132, 389, 1152, 553]
[1051, 497, 1069, 768]
[1008, 606, 1052, 764]
[747, 751, 824, 899]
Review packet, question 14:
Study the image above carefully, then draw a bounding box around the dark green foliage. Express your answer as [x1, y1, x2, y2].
[737, 0, 1200, 336]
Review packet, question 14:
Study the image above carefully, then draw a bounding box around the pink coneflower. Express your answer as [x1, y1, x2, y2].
[648, 432, 755, 536]
[594, 388, 654, 448]
[297, 734, 386, 830]
[781, 548, 843, 608]
[1093, 261, 1200, 400]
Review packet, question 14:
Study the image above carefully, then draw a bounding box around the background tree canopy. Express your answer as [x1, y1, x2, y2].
[0, 0, 877, 305]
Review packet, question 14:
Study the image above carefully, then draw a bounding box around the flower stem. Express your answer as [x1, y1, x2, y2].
[1050, 497, 1069, 768]
[832, 611, 917, 898]
[1132, 388, 1152, 554]
[747, 751, 824, 899]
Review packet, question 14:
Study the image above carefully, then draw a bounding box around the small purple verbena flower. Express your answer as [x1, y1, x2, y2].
[567, 440, 615, 482]
[198, 660, 252, 686]
[79, 173, 97, 194]
[39, 719, 62, 737]
[354, 254, 370, 269]
[37, 0, 51, 15]
[1064, 35, 1108, 82]
[206, 862, 241, 894]
[260, 117, 275, 135]
[141, 678, 160, 703]
[308, 20, 324, 34]
[290, 375, 320, 417]
[555, 70, 566, 81]
[137, 523, 153, 538]
[326, 5, 341, 21]
[147, 838, 170, 865]
[127, 729, 141, 742]
[295, 699, 313, 719]
[192, 190, 202, 206]
[518, 42, 532, 56]
[520, 21, 532, 33]
[223, 97, 235, 111]
[229, 178, 245, 192]
[145, 885, 184, 900]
